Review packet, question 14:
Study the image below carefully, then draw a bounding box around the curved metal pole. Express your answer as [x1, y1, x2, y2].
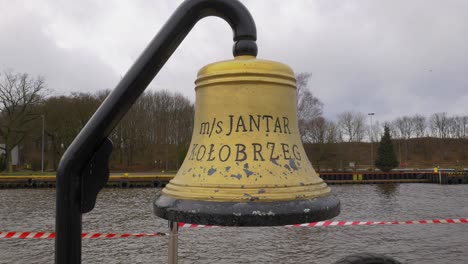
[55, 0, 257, 263]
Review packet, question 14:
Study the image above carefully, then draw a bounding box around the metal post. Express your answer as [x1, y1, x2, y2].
[168, 221, 179, 264]
[368, 113, 374, 171]
[399, 140, 402, 166]
[41, 114, 45, 173]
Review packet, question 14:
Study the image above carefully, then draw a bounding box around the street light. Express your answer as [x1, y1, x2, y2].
[368, 113, 375, 171]
[41, 114, 45, 173]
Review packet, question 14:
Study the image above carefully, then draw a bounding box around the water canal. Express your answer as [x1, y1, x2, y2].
[1, 184, 467, 263]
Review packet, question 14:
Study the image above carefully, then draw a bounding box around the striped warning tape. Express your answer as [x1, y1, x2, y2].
[286, 218, 468, 227]
[178, 223, 221, 228]
[0, 232, 168, 239]
[2, 219, 466, 239]
[179, 218, 468, 228]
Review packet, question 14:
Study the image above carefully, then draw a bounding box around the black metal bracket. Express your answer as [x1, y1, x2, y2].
[55, 0, 257, 263]
[80, 138, 113, 213]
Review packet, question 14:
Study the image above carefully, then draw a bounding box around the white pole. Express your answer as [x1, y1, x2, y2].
[41, 115, 45, 173]
[168, 221, 178, 264]
[368, 113, 374, 171]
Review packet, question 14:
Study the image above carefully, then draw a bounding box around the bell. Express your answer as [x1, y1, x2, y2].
[154, 55, 340, 226]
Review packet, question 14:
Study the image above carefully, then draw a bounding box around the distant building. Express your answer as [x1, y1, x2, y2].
[0, 144, 19, 165]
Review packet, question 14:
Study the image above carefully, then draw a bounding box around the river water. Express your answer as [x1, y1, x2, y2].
[1, 184, 467, 263]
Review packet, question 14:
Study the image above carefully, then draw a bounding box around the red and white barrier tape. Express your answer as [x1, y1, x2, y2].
[0, 232, 167, 239]
[178, 218, 468, 228]
[178, 223, 221, 228]
[286, 218, 468, 227]
[2, 218, 466, 239]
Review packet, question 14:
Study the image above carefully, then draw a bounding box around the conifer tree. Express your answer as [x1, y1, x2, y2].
[375, 125, 399, 172]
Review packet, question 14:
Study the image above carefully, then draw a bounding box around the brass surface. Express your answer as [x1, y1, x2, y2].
[163, 56, 331, 202]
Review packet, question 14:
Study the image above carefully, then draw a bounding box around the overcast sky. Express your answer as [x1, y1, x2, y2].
[1, 0, 467, 122]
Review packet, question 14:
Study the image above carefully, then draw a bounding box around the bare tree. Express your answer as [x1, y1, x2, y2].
[367, 120, 382, 142]
[42, 93, 101, 169]
[0, 70, 47, 171]
[298, 89, 323, 122]
[353, 113, 367, 142]
[447, 116, 457, 138]
[337, 111, 366, 142]
[325, 120, 340, 143]
[460, 115, 468, 139]
[302, 117, 339, 144]
[387, 121, 400, 139]
[296, 73, 324, 141]
[394, 116, 414, 139]
[338, 112, 353, 142]
[448, 115, 468, 139]
[111, 90, 194, 169]
[296, 73, 323, 121]
[412, 114, 426, 138]
[393, 116, 417, 165]
[296, 72, 312, 103]
[430, 112, 450, 138]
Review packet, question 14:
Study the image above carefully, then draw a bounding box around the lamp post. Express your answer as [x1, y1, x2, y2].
[368, 113, 374, 171]
[41, 114, 45, 173]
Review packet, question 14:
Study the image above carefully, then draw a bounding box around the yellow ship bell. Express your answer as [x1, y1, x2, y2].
[154, 55, 339, 226]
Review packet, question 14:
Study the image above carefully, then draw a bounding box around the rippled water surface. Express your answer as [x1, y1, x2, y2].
[1, 184, 468, 263]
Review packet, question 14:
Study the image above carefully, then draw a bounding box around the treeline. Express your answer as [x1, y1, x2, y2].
[2, 90, 193, 172]
[0, 70, 196, 172]
[294, 72, 468, 170]
[1, 70, 467, 172]
[300, 111, 468, 169]
[301, 111, 468, 144]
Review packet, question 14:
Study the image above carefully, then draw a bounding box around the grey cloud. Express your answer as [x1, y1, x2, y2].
[0, 9, 119, 95]
[1, 0, 467, 124]
[246, 0, 468, 121]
